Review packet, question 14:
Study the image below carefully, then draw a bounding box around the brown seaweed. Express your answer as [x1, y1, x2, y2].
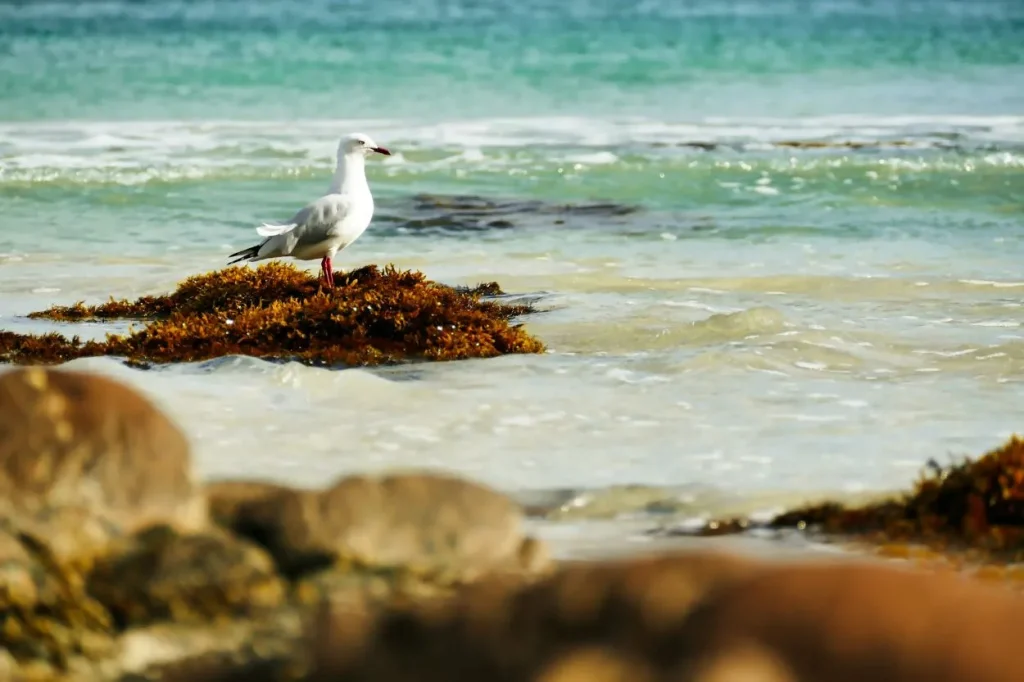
[3, 263, 544, 367]
[682, 436, 1024, 560]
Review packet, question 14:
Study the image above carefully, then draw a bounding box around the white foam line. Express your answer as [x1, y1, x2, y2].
[959, 279, 1024, 288]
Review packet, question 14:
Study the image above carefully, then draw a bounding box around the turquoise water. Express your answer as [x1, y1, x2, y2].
[2, 0, 1023, 120]
[1, 0, 1024, 528]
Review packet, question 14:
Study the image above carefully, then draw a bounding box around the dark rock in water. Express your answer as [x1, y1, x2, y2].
[373, 193, 641, 234]
[409, 193, 639, 217]
[2, 263, 544, 368]
[772, 139, 914, 150]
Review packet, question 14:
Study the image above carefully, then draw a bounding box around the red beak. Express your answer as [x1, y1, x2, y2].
[372, 146, 391, 156]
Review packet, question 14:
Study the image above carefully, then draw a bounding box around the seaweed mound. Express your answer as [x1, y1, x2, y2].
[685, 436, 1024, 560]
[1, 263, 544, 367]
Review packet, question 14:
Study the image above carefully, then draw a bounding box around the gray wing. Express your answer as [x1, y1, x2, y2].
[255, 195, 354, 255]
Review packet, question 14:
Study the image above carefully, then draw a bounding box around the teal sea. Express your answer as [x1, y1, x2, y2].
[1, 0, 1023, 543]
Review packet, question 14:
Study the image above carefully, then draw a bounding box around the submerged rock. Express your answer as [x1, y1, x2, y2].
[373, 194, 641, 234]
[3, 263, 543, 368]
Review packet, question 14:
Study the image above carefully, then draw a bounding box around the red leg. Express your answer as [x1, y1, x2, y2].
[323, 256, 334, 289]
[319, 257, 331, 289]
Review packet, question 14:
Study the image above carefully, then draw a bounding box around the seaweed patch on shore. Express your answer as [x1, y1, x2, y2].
[3, 263, 544, 367]
[673, 436, 1024, 561]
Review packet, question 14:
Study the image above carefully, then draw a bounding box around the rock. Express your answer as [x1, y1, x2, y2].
[205, 481, 306, 536]
[0, 523, 38, 609]
[109, 614, 304, 682]
[0, 367, 206, 541]
[533, 647, 657, 682]
[211, 472, 550, 584]
[681, 643, 795, 682]
[307, 550, 759, 682]
[0, 367, 208, 674]
[0, 520, 114, 671]
[87, 525, 286, 629]
[671, 559, 1024, 682]
[307, 550, 1024, 682]
[0, 650, 15, 680]
[10, 504, 125, 571]
[2, 520, 297, 680]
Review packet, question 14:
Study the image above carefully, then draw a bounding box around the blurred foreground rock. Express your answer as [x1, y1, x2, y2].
[208, 472, 549, 584]
[307, 549, 761, 682]
[0, 366, 551, 680]
[0, 366, 204, 536]
[309, 552, 1024, 682]
[672, 559, 1024, 682]
[4, 366, 1024, 682]
[0, 366, 206, 673]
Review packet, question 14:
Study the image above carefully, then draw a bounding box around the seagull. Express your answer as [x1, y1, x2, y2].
[227, 132, 391, 289]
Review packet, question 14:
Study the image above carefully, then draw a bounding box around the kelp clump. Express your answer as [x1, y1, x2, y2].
[688, 436, 1024, 559]
[2, 263, 544, 367]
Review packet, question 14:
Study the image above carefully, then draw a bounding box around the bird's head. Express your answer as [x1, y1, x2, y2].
[339, 133, 391, 158]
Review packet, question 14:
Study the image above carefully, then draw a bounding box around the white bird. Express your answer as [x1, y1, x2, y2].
[228, 132, 391, 289]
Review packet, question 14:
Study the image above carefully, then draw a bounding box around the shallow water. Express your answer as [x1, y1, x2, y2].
[2, 0, 1023, 550]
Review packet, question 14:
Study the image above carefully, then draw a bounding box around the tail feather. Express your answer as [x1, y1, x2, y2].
[227, 244, 261, 265]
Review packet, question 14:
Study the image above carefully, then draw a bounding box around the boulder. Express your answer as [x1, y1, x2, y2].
[307, 550, 758, 681]
[671, 559, 1024, 682]
[86, 525, 286, 629]
[0, 520, 113, 670]
[208, 472, 550, 584]
[0, 367, 207, 674]
[533, 647, 658, 682]
[205, 480, 305, 536]
[0, 367, 206, 542]
[307, 550, 1024, 682]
